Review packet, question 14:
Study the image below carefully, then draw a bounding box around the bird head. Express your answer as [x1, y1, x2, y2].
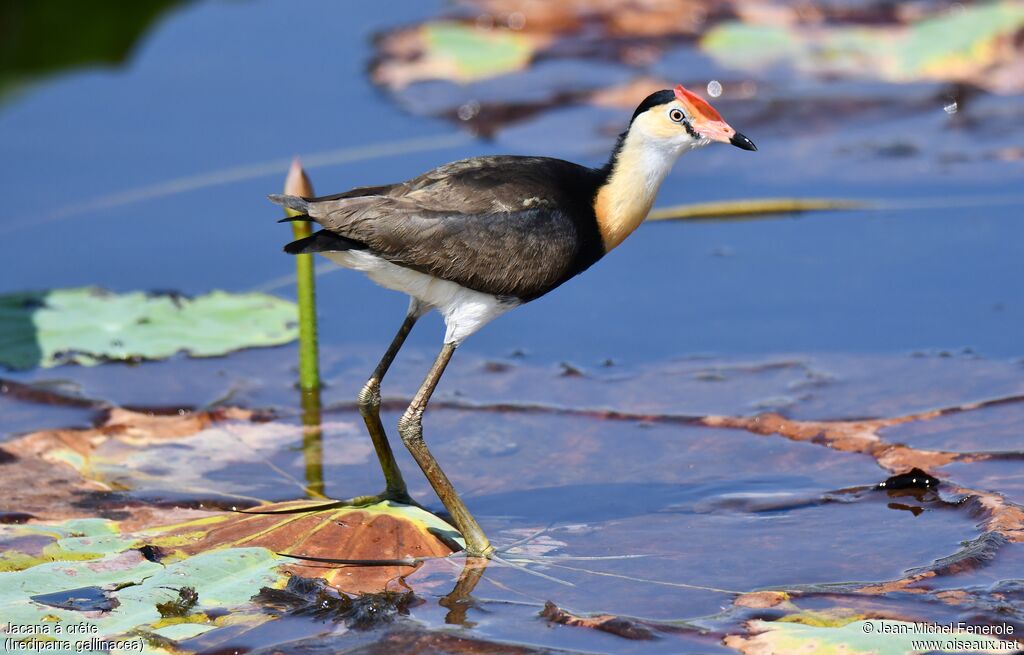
[627, 84, 757, 154]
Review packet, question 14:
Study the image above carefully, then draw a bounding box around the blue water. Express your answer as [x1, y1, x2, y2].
[1, 0, 1021, 372]
[1, 4, 1022, 652]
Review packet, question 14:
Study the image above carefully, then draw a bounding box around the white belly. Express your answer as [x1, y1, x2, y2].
[324, 250, 518, 345]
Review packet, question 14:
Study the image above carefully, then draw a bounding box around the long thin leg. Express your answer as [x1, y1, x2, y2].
[397, 342, 494, 557]
[357, 304, 422, 501]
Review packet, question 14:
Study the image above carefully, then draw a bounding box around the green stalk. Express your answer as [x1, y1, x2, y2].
[300, 387, 325, 498]
[283, 158, 320, 392]
[291, 219, 319, 391]
[284, 158, 324, 498]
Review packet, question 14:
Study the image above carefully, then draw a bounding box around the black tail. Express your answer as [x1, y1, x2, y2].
[284, 230, 366, 255]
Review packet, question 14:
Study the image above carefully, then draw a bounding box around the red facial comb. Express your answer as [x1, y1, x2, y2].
[674, 84, 723, 122]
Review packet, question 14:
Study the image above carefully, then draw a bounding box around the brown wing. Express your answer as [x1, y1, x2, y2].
[303, 157, 604, 300]
[307, 183, 395, 203]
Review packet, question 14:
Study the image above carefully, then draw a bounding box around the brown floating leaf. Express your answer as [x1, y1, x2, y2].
[145, 500, 458, 593]
[8, 406, 255, 461]
[0, 376, 100, 408]
[855, 573, 935, 596]
[0, 438, 110, 523]
[700, 412, 956, 467]
[588, 76, 674, 110]
[278, 627, 548, 654]
[734, 591, 790, 609]
[540, 601, 657, 640]
[1, 407, 254, 525]
[473, 0, 716, 37]
[971, 490, 1024, 543]
[371, 0, 720, 91]
[3, 403, 376, 506]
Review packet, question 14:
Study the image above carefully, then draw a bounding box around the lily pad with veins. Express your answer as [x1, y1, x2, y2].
[0, 287, 298, 370]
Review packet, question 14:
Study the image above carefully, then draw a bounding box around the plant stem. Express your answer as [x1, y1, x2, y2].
[291, 218, 320, 392]
[283, 158, 320, 392]
[647, 197, 867, 222]
[283, 158, 323, 498]
[300, 386, 325, 498]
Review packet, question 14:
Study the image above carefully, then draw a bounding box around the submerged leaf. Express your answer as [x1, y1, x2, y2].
[3, 408, 458, 596]
[373, 21, 540, 88]
[255, 576, 419, 629]
[155, 586, 199, 618]
[10, 408, 369, 503]
[540, 601, 658, 640]
[727, 617, 1019, 654]
[0, 287, 298, 370]
[701, 3, 1024, 92]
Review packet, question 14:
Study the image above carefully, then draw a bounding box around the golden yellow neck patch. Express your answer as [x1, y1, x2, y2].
[593, 125, 678, 251]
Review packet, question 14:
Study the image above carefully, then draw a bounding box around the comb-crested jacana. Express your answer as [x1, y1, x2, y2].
[270, 84, 757, 557]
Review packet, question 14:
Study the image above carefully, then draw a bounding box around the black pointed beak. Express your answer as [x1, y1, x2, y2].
[730, 132, 757, 151]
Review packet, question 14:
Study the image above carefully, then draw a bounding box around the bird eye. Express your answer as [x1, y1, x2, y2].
[669, 108, 685, 123]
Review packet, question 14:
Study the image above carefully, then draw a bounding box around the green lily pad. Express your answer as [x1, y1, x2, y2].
[424, 21, 535, 83]
[374, 20, 538, 88]
[0, 287, 298, 370]
[701, 3, 1024, 89]
[0, 516, 285, 652]
[0, 518, 138, 572]
[0, 500, 460, 652]
[736, 617, 1019, 654]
